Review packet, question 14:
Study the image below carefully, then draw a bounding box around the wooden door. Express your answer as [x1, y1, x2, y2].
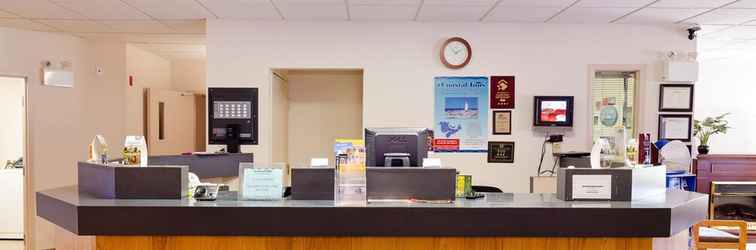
[146, 89, 201, 155]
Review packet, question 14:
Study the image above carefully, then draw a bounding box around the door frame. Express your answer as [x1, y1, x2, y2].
[0, 74, 31, 247]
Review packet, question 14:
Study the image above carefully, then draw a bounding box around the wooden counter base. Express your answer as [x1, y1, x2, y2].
[54, 226, 695, 250]
[78, 235, 654, 250]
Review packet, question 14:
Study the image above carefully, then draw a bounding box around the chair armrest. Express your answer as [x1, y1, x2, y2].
[693, 220, 748, 246]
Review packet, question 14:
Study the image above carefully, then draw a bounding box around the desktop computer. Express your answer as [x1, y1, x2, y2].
[365, 128, 430, 167]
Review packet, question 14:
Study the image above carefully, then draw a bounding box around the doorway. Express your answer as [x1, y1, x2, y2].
[0, 76, 26, 249]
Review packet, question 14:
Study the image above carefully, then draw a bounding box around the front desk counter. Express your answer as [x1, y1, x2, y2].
[38, 186, 707, 250]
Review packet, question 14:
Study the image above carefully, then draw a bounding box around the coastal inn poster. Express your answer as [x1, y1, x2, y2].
[434, 76, 489, 152]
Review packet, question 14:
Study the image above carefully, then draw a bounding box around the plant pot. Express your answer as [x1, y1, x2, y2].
[697, 145, 710, 155]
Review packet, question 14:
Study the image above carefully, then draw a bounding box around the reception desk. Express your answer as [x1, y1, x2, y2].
[38, 186, 707, 250]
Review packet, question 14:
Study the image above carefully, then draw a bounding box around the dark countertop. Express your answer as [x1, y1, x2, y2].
[37, 186, 708, 237]
[148, 153, 252, 178]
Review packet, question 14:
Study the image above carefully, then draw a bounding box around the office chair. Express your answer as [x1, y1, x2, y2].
[472, 186, 503, 193]
[692, 220, 748, 250]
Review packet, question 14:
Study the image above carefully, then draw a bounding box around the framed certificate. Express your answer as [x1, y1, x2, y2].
[658, 114, 692, 142]
[492, 110, 512, 135]
[490, 76, 515, 109]
[488, 141, 515, 163]
[659, 84, 694, 112]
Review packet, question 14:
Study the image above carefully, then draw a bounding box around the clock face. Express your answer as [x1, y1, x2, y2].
[441, 38, 471, 69]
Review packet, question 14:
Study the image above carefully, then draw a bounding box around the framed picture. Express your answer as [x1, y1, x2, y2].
[488, 141, 515, 163]
[659, 84, 694, 112]
[658, 114, 692, 142]
[492, 110, 512, 135]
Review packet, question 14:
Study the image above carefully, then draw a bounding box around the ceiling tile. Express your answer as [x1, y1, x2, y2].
[417, 5, 490, 21]
[576, 0, 655, 8]
[686, 8, 756, 25]
[161, 20, 206, 34]
[121, 0, 215, 19]
[37, 19, 112, 32]
[652, 0, 734, 8]
[497, 0, 574, 7]
[550, 7, 634, 23]
[699, 24, 733, 35]
[485, 7, 561, 22]
[710, 25, 756, 40]
[275, 0, 342, 3]
[0, 0, 85, 19]
[276, 3, 347, 20]
[423, 0, 497, 6]
[725, 0, 756, 8]
[616, 8, 708, 24]
[49, 0, 150, 20]
[197, 0, 281, 19]
[99, 20, 175, 33]
[349, 0, 420, 5]
[0, 18, 57, 31]
[349, 5, 417, 21]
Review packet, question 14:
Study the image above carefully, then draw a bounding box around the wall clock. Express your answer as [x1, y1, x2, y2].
[441, 37, 472, 69]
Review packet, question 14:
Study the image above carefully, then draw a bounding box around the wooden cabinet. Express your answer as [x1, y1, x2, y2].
[695, 154, 756, 193]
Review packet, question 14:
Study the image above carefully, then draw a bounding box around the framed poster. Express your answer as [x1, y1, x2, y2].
[659, 84, 694, 112]
[658, 114, 692, 142]
[488, 141, 514, 163]
[490, 76, 515, 109]
[434, 76, 489, 152]
[492, 110, 512, 135]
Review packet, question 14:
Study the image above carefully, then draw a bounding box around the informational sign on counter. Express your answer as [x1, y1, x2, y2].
[240, 167, 283, 200]
[572, 175, 612, 200]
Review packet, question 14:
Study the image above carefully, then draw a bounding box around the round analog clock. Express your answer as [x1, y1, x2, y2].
[441, 37, 472, 69]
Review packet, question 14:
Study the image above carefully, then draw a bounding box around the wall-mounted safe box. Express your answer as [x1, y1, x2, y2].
[208, 88, 258, 152]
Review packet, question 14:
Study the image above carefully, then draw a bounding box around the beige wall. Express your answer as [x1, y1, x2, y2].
[0, 77, 24, 163]
[286, 70, 363, 167]
[172, 59, 207, 94]
[271, 72, 289, 163]
[207, 21, 696, 192]
[125, 44, 172, 136]
[0, 27, 127, 249]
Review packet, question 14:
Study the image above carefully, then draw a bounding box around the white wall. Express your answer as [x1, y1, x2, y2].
[696, 53, 756, 154]
[286, 70, 363, 167]
[0, 27, 127, 249]
[0, 77, 24, 163]
[172, 59, 207, 94]
[207, 21, 695, 192]
[125, 44, 173, 136]
[272, 72, 289, 163]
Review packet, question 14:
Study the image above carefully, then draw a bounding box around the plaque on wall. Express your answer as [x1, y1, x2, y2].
[488, 141, 515, 163]
[492, 110, 512, 135]
[490, 76, 515, 109]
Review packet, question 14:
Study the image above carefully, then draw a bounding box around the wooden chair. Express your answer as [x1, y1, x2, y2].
[692, 220, 748, 250]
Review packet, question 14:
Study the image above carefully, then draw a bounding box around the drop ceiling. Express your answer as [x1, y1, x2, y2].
[1, 0, 754, 58]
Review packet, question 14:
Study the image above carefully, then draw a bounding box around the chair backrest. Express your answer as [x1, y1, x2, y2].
[472, 185, 503, 193]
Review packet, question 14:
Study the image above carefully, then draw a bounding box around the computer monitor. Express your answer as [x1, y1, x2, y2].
[365, 128, 430, 167]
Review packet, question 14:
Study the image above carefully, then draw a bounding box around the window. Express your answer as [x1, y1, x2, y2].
[591, 71, 638, 163]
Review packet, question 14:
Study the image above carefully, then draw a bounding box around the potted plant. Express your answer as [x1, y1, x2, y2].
[693, 113, 731, 154]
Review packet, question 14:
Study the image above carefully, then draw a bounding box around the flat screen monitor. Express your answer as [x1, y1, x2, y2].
[534, 96, 574, 127]
[365, 128, 430, 167]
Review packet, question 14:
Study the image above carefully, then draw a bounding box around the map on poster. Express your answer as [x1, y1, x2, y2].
[434, 76, 489, 152]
